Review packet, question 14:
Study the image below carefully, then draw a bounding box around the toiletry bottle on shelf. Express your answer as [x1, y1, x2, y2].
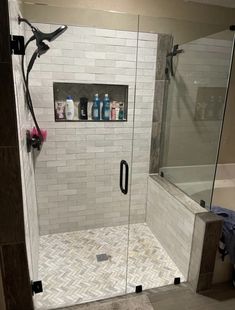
[79, 97, 88, 120]
[65, 96, 74, 120]
[111, 101, 116, 120]
[92, 93, 100, 120]
[115, 103, 120, 120]
[102, 93, 110, 120]
[119, 102, 124, 120]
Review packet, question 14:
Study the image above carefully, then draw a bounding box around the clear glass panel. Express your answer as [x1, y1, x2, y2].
[127, 14, 234, 294]
[158, 20, 234, 207]
[211, 40, 235, 211]
[127, 15, 186, 293]
[11, 2, 139, 308]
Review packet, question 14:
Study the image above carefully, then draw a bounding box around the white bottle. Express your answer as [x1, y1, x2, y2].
[65, 96, 74, 120]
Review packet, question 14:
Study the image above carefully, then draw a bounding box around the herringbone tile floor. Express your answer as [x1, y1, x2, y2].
[35, 223, 184, 309]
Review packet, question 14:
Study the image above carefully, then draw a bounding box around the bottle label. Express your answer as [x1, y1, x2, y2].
[94, 109, 98, 118]
[105, 110, 109, 118]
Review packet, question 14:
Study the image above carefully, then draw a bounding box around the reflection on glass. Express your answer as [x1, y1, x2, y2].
[159, 29, 234, 207]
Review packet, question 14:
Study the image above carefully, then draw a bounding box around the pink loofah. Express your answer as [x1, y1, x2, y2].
[30, 127, 47, 142]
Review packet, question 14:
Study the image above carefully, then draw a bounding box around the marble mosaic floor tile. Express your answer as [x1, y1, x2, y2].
[35, 223, 184, 310]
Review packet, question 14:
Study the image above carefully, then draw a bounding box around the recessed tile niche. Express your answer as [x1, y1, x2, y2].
[53, 82, 128, 122]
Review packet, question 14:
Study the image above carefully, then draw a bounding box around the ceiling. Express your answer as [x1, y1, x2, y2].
[187, 0, 235, 8]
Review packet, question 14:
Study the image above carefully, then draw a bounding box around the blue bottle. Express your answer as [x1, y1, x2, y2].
[102, 93, 110, 121]
[92, 93, 100, 120]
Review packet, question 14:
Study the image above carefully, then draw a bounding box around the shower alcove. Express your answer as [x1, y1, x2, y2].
[8, 0, 235, 309]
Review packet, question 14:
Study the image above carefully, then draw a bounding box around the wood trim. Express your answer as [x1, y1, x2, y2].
[0, 0, 34, 309]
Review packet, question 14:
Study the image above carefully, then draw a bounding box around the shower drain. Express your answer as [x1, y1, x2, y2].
[96, 253, 109, 262]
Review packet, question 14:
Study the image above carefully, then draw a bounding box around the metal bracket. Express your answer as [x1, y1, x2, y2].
[135, 285, 142, 293]
[174, 277, 181, 285]
[200, 200, 206, 208]
[31, 280, 43, 295]
[10, 35, 25, 55]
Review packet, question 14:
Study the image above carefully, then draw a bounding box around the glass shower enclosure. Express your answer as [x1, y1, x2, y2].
[158, 26, 235, 208]
[9, 1, 235, 309]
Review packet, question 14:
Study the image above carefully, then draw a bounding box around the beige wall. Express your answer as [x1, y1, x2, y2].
[218, 50, 235, 164]
[22, 0, 235, 43]
[22, 0, 235, 24]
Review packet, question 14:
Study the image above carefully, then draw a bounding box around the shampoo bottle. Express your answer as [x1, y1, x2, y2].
[92, 93, 100, 120]
[65, 96, 74, 120]
[102, 93, 110, 120]
[79, 97, 88, 120]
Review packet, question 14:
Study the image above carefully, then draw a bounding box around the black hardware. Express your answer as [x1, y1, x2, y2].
[31, 280, 43, 295]
[160, 171, 164, 178]
[166, 44, 184, 77]
[174, 277, 181, 285]
[120, 160, 129, 195]
[10, 35, 25, 55]
[230, 25, 235, 31]
[135, 285, 142, 293]
[200, 200, 206, 208]
[26, 130, 42, 152]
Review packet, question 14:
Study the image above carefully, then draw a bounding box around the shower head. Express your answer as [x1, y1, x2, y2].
[33, 25, 68, 46]
[167, 44, 184, 57]
[18, 16, 68, 151]
[18, 16, 68, 52]
[37, 42, 50, 56]
[166, 44, 184, 78]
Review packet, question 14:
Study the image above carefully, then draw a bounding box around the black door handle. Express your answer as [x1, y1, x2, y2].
[120, 160, 129, 195]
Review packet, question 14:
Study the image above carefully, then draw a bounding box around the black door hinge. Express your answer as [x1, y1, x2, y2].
[10, 35, 25, 55]
[135, 285, 142, 293]
[31, 280, 43, 295]
[174, 277, 181, 285]
[200, 200, 206, 208]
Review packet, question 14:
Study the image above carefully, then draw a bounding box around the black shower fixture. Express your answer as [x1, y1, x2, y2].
[18, 16, 68, 151]
[166, 44, 184, 78]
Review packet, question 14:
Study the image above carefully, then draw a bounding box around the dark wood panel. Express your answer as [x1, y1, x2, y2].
[0, 254, 6, 310]
[0, 243, 33, 310]
[0, 147, 25, 244]
[0, 63, 18, 147]
[0, 0, 11, 63]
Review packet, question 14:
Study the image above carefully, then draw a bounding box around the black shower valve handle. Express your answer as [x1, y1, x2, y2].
[26, 130, 42, 152]
[31, 135, 42, 151]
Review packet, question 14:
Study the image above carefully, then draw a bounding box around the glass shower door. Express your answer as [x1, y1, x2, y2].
[19, 6, 139, 309]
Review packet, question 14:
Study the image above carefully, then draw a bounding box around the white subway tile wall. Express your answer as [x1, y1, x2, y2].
[26, 24, 158, 235]
[9, 0, 40, 280]
[146, 177, 202, 279]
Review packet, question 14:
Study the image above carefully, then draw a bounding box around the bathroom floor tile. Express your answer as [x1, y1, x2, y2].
[35, 223, 183, 309]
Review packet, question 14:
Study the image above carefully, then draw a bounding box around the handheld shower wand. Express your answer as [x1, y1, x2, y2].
[18, 16, 67, 151]
[166, 44, 184, 78]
